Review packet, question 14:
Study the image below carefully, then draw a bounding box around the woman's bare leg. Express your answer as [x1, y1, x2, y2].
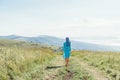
[65, 58, 69, 67]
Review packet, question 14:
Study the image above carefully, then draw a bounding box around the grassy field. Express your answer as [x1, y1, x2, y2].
[72, 50, 120, 80]
[0, 39, 94, 80]
[0, 39, 120, 80]
[0, 47, 56, 80]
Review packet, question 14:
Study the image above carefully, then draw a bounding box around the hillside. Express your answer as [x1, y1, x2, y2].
[0, 38, 119, 80]
[0, 35, 120, 51]
[0, 44, 120, 80]
[0, 39, 58, 50]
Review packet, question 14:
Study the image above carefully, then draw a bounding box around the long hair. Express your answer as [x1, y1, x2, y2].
[66, 37, 70, 47]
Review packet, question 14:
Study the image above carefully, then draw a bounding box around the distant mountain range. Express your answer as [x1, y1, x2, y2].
[0, 35, 120, 51]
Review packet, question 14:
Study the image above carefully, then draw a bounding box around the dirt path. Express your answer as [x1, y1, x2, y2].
[44, 55, 109, 80]
[44, 56, 64, 80]
[44, 55, 74, 80]
[73, 57, 109, 80]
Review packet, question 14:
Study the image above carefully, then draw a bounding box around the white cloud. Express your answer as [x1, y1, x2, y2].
[0, 0, 120, 40]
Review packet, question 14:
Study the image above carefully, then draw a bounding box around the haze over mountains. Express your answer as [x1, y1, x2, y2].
[0, 35, 120, 51]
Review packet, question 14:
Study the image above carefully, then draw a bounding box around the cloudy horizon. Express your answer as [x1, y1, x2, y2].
[0, 0, 120, 46]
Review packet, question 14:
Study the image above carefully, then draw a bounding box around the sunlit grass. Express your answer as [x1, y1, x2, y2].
[72, 50, 120, 79]
[0, 47, 55, 80]
[1, 39, 120, 80]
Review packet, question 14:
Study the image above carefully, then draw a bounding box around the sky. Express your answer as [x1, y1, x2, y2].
[0, 0, 120, 46]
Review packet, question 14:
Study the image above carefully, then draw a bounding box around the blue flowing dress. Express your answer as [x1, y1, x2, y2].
[63, 42, 71, 59]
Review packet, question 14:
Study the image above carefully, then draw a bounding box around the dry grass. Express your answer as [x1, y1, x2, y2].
[0, 47, 55, 80]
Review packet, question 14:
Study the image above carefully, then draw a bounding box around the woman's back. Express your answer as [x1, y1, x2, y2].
[63, 37, 71, 59]
[63, 37, 71, 67]
[63, 42, 71, 54]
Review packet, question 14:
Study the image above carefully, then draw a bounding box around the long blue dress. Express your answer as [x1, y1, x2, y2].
[63, 42, 71, 59]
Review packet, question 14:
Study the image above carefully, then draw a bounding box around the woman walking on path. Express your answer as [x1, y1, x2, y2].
[63, 37, 71, 67]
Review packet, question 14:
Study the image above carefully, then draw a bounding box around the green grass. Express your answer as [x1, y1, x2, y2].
[56, 58, 94, 80]
[72, 50, 120, 80]
[0, 47, 55, 80]
[42, 54, 94, 80]
[0, 46, 94, 80]
[1, 39, 120, 80]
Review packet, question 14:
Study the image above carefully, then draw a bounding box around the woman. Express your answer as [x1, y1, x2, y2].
[63, 37, 71, 67]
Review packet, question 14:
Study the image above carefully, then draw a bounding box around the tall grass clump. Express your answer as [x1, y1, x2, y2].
[72, 50, 120, 80]
[0, 47, 55, 80]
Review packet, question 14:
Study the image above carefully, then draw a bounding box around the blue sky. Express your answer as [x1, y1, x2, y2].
[0, 0, 120, 45]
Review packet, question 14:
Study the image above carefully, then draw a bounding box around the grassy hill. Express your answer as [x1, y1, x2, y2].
[0, 39, 56, 80]
[72, 50, 120, 80]
[0, 39, 58, 49]
[0, 39, 120, 80]
[1, 35, 120, 51]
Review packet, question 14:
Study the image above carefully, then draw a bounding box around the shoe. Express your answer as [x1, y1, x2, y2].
[65, 64, 69, 67]
[65, 64, 67, 67]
